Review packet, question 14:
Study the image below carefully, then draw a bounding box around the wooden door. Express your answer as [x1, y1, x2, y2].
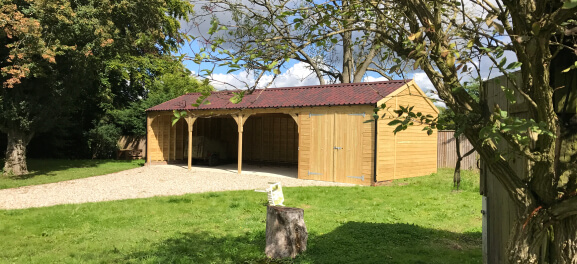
[305, 113, 334, 181]
[333, 113, 365, 184]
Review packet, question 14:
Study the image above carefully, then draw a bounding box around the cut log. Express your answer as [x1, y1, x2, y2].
[265, 206, 308, 259]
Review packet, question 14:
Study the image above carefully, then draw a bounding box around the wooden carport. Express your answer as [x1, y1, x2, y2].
[145, 80, 439, 185]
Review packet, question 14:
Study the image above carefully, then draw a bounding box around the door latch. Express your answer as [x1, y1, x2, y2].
[334, 146, 343, 150]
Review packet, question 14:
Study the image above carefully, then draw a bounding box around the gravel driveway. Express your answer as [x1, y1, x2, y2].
[0, 165, 354, 210]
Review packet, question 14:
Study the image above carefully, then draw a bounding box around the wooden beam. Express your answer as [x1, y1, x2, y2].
[234, 113, 253, 174]
[185, 114, 197, 171]
[289, 113, 299, 134]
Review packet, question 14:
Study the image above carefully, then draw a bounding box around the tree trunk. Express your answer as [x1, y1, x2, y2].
[3, 129, 34, 176]
[551, 216, 577, 263]
[454, 136, 462, 190]
[265, 206, 308, 259]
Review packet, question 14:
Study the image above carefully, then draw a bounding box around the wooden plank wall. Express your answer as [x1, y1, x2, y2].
[148, 115, 169, 161]
[377, 85, 438, 181]
[149, 114, 299, 164]
[297, 106, 374, 185]
[307, 110, 335, 182]
[298, 113, 312, 179]
[192, 117, 238, 160]
[243, 114, 298, 163]
[482, 72, 528, 264]
[118, 136, 146, 157]
[148, 115, 186, 162]
[437, 130, 478, 170]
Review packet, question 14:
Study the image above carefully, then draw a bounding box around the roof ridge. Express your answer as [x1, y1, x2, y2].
[184, 80, 410, 95]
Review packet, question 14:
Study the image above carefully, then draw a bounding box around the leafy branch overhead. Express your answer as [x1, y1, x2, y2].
[365, 103, 437, 135]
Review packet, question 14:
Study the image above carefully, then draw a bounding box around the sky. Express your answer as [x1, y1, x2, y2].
[178, 38, 437, 93]
[177, 1, 516, 104]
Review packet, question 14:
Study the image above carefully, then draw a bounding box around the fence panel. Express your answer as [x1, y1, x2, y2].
[437, 130, 478, 170]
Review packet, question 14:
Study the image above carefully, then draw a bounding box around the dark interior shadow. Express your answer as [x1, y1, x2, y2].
[123, 222, 481, 264]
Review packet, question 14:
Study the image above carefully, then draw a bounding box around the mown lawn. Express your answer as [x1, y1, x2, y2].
[0, 159, 145, 189]
[0, 169, 482, 264]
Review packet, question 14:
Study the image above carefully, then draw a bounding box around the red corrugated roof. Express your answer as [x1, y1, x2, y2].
[146, 80, 410, 112]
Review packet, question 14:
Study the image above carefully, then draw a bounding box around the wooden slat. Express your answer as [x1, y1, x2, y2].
[437, 131, 478, 170]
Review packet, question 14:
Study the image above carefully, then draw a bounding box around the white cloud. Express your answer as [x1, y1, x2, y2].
[208, 62, 326, 90]
[412, 72, 435, 92]
[362, 76, 389, 82]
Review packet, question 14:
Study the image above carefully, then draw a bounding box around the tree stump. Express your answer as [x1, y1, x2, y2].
[265, 206, 308, 259]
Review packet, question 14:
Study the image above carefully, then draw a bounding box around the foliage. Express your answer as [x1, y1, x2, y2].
[0, 0, 193, 174]
[191, 0, 577, 261]
[0, 159, 144, 189]
[190, 0, 400, 86]
[87, 122, 121, 159]
[0, 169, 481, 263]
[105, 62, 213, 138]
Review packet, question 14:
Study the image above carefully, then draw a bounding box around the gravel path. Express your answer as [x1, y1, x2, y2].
[0, 165, 354, 210]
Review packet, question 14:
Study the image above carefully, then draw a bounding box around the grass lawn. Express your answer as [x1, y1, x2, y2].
[0, 159, 145, 189]
[0, 168, 481, 264]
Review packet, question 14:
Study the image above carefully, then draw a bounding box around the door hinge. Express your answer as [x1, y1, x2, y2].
[347, 175, 365, 181]
[308, 171, 322, 176]
[348, 113, 366, 117]
[334, 146, 343, 150]
[309, 113, 324, 117]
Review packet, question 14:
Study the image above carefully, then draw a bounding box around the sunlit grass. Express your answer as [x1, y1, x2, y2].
[0, 168, 481, 263]
[0, 159, 145, 189]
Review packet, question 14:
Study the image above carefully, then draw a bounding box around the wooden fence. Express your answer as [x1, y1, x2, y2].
[437, 130, 478, 171]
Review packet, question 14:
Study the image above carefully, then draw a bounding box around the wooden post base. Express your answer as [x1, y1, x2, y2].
[265, 206, 308, 259]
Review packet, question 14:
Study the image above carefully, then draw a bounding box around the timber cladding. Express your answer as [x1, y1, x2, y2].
[146, 80, 438, 186]
[376, 84, 439, 181]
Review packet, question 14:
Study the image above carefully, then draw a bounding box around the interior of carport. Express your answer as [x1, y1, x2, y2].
[150, 112, 298, 175]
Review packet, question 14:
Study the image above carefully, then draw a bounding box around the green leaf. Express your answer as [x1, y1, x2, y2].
[531, 22, 541, 35]
[172, 116, 180, 126]
[388, 120, 402, 126]
[446, 54, 455, 67]
[506, 62, 522, 70]
[562, 0, 577, 9]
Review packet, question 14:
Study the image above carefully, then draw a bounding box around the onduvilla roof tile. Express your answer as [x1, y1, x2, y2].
[146, 80, 411, 112]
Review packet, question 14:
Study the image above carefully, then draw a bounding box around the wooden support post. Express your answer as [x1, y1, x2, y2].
[185, 114, 197, 171]
[234, 113, 252, 174]
[265, 206, 308, 259]
[289, 113, 299, 134]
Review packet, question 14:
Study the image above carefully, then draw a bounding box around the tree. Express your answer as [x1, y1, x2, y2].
[89, 60, 212, 158]
[0, 0, 193, 175]
[193, 0, 577, 262]
[437, 82, 480, 190]
[189, 0, 399, 86]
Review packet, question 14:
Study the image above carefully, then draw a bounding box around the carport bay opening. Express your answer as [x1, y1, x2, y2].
[145, 80, 439, 185]
[148, 113, 298, 166]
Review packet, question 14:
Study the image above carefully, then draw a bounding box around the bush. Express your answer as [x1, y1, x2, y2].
[87, 123, 121, 159]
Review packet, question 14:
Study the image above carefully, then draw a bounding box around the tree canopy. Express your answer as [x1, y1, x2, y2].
[0, 0, 194, 174]
[189, 0, 403, 85]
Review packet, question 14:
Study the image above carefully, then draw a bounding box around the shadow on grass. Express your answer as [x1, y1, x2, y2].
[1, 159, 141, 180]
[124, 222, 481, 264]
